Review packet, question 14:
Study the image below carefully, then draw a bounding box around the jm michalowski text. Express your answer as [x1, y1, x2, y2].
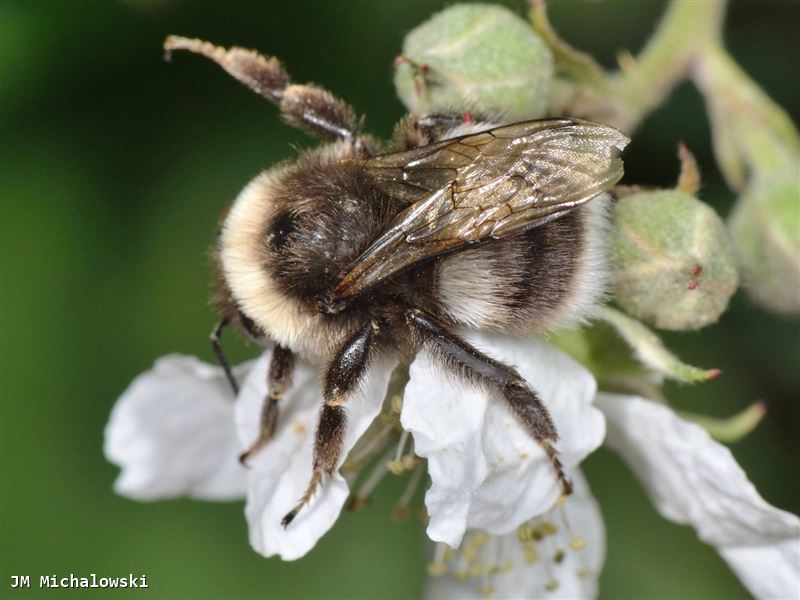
[10, 574, 148, 589]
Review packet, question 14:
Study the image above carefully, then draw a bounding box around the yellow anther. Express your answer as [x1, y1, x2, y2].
[469, 564, 485, 577]
[569, 537, 586, 551]
[480, 584, 494, 597]
[499, 560, 513, 573]
[463, 545, 480, 562]
[523, 544, 540, 564]
[541, 520, 558, 535]
[553, 549, 565, 564]
[387, 460, 405, 475]
[401, 454, 419, 470]
[471, 532, 489, 547]
[391, 395, 403, 413]
[577, 567, 592, 579]
[556, 494, 568, 507]
[455, 570, 470, 582]
[427, 562, 447, 577]
[517, 523, 535, 542]
[545, 579, 560, 592]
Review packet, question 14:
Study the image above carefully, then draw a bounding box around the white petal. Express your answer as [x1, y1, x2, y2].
[402, 332, 605, 547]
[104, 354, 248, 501]
[426, 471, 605, 600]
[597, 393, 800, 600]
[236, 351, 397, 561]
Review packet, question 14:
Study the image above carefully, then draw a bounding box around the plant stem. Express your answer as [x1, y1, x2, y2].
[535, 0, 729, 133]
[611, 0, 727, 131]
[692, 43, 800, 188]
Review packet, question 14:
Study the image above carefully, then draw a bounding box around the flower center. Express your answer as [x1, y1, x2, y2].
[427, 496, 592, 597]
[341, 385, 427, 520]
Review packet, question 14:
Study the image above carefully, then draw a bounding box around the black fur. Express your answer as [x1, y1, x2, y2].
[323, 322, 375, 402]
[405, 307, 570, 495]
[405, 308, 557, 441]
[239, 345, 296, 465]
[267, 157, 403, 302]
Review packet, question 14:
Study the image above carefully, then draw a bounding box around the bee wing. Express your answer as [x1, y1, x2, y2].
[332, 118, 629, 305]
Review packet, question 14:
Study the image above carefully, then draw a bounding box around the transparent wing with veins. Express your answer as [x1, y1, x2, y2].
[330, 118, 629, 308]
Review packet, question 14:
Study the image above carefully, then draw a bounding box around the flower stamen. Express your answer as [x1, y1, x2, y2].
[558, 502, 587, 550]
[345, 423, 395, 471]
[346, 445, 394, 511]
[387, 429, 411, 474]
[433, 493, 594, 595]
[478, 535, 499, 596]
[427, 542, 448, 576]
[393, 462, 425, 522]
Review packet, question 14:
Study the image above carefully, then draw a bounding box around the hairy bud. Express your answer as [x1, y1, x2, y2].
[729, 178, 800, 315]
[694, 45, 800, 191]
[394, 4, 553, 121]
[611, 190, 739, 330]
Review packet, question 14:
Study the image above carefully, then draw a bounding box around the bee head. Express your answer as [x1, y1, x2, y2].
[214, 142, 395, 357]
[212, 159, 317, 356]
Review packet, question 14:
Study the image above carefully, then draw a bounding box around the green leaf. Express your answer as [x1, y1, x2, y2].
[597, 306, 720, 383]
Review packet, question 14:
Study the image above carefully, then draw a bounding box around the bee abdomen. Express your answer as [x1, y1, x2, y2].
[435, 195, 610, 334]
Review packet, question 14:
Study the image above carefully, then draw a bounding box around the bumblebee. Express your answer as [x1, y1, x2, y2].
[165, 36, 628, 526]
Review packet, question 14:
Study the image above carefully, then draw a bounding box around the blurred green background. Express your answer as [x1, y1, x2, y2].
[2, 1, 798, 598]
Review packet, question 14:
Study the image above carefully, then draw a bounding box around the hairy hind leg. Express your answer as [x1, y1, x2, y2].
[239, 345, 295, 465]
[281, 321, 378, 527]
[405, 308, 572, 496]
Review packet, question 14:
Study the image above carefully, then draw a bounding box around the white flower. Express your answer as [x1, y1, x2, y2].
[425, 470, 605, 600]
[234, 352, 397, 560]
[424, 384, 800, 600]
[105, 350, 396, 561]
[105, 335, 600, 562]
[106, 336, 799, 600]
[597, 392, 800, 600]
[402, 331, 605, 548]
[104, 354, 248, 501]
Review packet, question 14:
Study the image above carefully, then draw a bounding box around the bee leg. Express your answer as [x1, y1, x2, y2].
[405, 309, 573, 497]
[239, 345, 295, 465]
[164, 36, 365, 148]
[393, 112, 495, 149]
[281, 322, 377, 527]
[416, 113, 481, 135]
[209, 318, 240, 396]
[281, 404, 347, 528]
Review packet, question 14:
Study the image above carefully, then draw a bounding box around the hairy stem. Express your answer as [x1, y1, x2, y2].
[610, 0, 727, 130]
[692, 44, 800, 189]
[535, 0, 728, 133]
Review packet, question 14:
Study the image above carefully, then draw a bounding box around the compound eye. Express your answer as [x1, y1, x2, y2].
[266, 211, 296, 250]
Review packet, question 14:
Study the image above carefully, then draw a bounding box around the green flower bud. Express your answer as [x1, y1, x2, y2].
[611, 190, 739, 330]
[695, 45, 800, 190]
[729, 177, 800, 315]
[394, 4, 553, 120]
